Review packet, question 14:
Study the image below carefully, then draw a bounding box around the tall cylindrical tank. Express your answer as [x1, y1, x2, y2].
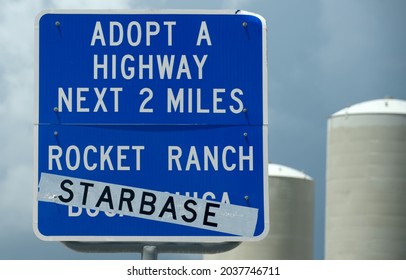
[325, 98, 406, 259]
[205, 163, 314, 260]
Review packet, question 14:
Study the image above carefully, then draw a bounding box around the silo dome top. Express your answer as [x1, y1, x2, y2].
[332, 98, 406, 117]
[268, 163, 313, 180]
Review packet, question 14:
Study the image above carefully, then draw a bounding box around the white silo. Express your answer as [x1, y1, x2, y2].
[325, 98, 406, 259]
[205, 163, 314, 260]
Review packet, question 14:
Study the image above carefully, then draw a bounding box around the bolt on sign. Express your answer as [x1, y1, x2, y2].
[34, 10, 268, 242]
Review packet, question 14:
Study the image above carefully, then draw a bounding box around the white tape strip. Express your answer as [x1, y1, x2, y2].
[38, 173, 258, 237]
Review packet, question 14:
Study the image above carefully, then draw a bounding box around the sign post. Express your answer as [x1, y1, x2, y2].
[34, 10, 268, 243]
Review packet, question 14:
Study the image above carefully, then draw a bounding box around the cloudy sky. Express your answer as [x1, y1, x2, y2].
[0, 0, 405, 260]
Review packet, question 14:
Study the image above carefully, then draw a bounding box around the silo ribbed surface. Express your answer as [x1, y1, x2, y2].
[325, 98, 406, 259]
[205, 163, 314, 260]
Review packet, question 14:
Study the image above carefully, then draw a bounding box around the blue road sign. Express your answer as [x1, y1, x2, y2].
[34, 10, 268, 242]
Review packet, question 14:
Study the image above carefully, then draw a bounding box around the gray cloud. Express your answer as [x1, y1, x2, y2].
[318, 0, 406, 106]
[1, 0, 405, 260]
[0, 1, 38, 236]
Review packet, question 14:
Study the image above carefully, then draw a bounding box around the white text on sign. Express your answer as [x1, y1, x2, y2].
[48, 145, 254, 172]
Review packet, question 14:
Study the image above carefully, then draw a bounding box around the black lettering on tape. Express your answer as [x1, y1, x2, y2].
[140, 191, 156, 215]
[182, 199, 197, 223]
[158, 196, 177, 220]
[95, 186, 114, 210]
[203, 202, 220, 228]
[80, 181, 94, 206]
[58, 179, 74, 203]
[118, 188, 135, 212]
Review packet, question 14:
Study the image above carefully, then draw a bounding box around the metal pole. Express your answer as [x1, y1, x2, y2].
[142, 245, 158, 260]
[62, 241, 241, 256]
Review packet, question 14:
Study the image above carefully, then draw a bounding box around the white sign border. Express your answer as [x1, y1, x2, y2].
[33, 9, 269, 242]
